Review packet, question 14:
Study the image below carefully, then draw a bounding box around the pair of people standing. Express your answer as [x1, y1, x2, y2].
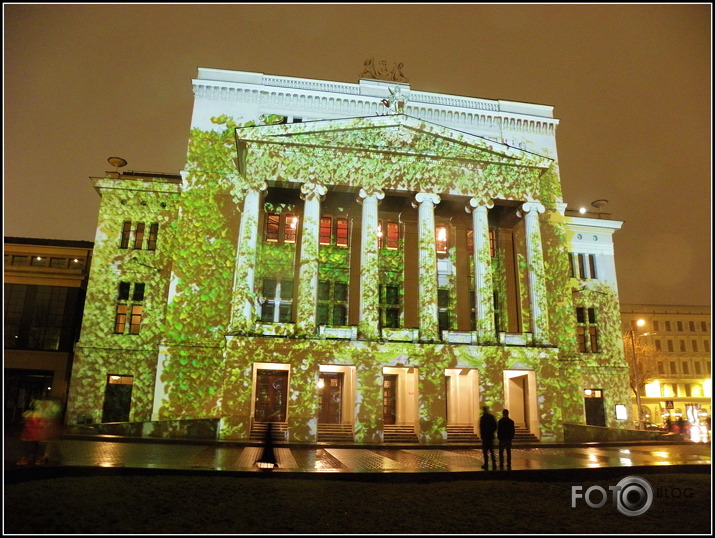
[479, 406, 515, 470]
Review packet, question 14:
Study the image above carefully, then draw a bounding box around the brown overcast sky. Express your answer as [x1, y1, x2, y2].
[3, 3, 711, 307]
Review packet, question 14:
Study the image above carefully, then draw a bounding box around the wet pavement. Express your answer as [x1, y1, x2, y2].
[5, 435, 711, 475]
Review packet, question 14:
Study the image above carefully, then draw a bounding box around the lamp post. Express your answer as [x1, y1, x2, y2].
[629, 319, 646, 429]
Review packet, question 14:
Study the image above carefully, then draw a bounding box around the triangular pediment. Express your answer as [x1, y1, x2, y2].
[236, 114, 550, 169]
[235, 114, 554, 200]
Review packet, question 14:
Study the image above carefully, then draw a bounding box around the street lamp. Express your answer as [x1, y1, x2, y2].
[629, 319, 646, 429]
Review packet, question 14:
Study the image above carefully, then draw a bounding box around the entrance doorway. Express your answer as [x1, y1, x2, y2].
[584, 388, 606, 427]
[507, 374, 529, 426]
[102, 375, 133, 423]
[255, 369, 288, 422]
[383, 374, 397, 425]
[318, 372, 343, 423]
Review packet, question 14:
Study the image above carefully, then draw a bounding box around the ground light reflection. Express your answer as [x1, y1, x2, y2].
[585, 448, 601, 468]
[617, 448, 633, 466]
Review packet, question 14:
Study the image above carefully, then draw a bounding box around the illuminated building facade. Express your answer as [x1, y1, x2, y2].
[4, 237, 92, 424]
[621, 304, 711, 429]
[66, 67, 633, 443]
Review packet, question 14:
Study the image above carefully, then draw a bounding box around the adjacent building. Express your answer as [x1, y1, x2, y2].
[65, 66, 633, 443]
[3, 237, 92, 424]
[621, 304, 711, 429]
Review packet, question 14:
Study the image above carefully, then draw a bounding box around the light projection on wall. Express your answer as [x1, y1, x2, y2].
[66, 110, 632, 444]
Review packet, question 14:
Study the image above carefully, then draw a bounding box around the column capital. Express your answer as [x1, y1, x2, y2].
[519, 201, 545, 216]
[466, 197, 494, 213]
[300, 181, 327, 201]
[358, 187, 385, 201]
[413, 192, 441, 207]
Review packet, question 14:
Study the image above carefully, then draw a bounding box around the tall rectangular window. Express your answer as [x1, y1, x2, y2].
[147, 223, 159, 251]
[259, 277, 293, 323]
[677, 321, 683, 331]
[436, 226, 448, 254]
[577, 254, 587, 279]
[689, 321, 695, 332]
[316, 280, 348, 326]
[576, 307, 599, 353]
[700, 321, 707, 332]
[665, 321, 672, 331]
[134, 223, 145, 250]
[655, 339, 662, 351]
[694, 362, 702, 375]
[588, 254, 597, 279]
[319, 217, 332, 246]
[120, 221, 132, 249]
[336, 218, 349, 247]
[114, 282, 145, 334]
[681, 362, 689, 375]
[568, 253, 576, 278]
[653, 320, 660, 332]
[679, 340, 686, 352]
[379, 284, 400, 329]
[667, 340, 674, 352]
[378, 220, 399, 250]
[284, 215, 297, 243]
[265, 214, 280, 242]
[692, 340, 699, 352]
[704, 340, 710, 352]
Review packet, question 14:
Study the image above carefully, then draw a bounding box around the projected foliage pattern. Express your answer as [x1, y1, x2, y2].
[67, 112, 631, 442]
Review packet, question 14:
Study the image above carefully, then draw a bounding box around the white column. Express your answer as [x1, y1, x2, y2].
[358, 187, 384, 340]
[414, 192, 441, 342]
[229, 182, 267, 333]
[467, 197, 496, 343]
[296, 181, 327, 336]
[520, 201, 550, 345]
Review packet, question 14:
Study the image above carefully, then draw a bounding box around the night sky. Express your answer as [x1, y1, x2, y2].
[3, 4, 710, 306]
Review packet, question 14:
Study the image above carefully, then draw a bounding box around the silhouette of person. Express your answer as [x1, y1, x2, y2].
[497, 409, 515, 469]
[256, 422, 278, 469]
[479, 406, 497, 470]
[17, 400, 48, 465]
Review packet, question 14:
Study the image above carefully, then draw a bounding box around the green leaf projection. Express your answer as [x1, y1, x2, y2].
[66, 102, 633, 442]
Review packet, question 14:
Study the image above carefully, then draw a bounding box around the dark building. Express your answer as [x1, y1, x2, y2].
[3, 237, 93, 424]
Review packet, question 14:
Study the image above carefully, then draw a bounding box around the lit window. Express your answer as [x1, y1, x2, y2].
[336, 218, 349, 247]
[284, 215, 298, 243]
[265, 214, 280, 242]
[386, 222, 399, 250]
[436, 226, 448, 254]
[319, 217, 332, 245]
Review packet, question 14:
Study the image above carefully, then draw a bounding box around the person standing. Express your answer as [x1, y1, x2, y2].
[497, 409, 516, 470]
[479, 406, 497, 470]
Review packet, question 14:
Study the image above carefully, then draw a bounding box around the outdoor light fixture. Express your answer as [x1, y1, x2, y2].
[629, 318, 647, 429]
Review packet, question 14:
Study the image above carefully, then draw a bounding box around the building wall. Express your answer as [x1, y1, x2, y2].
[3, 238, 92, 423]
[621, 304, 711, 428]
[66, 68, 633, 442]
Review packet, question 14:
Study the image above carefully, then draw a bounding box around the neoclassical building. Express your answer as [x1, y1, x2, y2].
[66, 66, 633, 443]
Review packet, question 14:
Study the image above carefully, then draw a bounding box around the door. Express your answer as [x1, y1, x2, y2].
[102, 375, 133, 423]
[383, 374, 397, 425]
[584, 392, 606, 427]
[318, 373, 343, 423]
[507, 375, 528, 426]
[255, 370, 288, 422]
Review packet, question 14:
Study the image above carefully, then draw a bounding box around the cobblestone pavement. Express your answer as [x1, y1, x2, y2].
[6, 437, 711, 474]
